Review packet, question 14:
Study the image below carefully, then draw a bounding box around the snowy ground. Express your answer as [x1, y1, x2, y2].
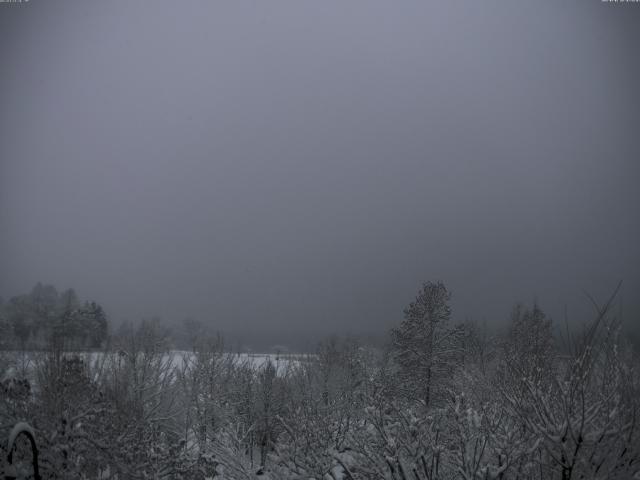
[0, 350, 310, 382]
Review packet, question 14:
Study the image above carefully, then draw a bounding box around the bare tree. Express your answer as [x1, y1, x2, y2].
[499, 284, 640, 480]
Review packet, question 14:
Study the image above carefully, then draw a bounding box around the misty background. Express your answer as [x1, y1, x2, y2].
[1, 1, 638, 346]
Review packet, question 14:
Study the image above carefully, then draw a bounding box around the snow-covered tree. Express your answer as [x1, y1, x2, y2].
[391, 281, 463, 407]
[499, 286, 640, 480]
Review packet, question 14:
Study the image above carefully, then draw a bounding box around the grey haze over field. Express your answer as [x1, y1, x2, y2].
[1, 1, 639, 338]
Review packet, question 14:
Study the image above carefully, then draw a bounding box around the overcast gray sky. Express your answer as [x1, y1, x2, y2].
[1, 0, 639, 337]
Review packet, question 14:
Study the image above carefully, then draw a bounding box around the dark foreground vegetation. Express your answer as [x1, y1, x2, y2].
[1, 282, 638, 479]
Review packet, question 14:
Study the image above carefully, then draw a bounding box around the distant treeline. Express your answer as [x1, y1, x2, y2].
[0, 283, 386, 353]
[2, 282, 639, 355]
[0, 283, 108, 351]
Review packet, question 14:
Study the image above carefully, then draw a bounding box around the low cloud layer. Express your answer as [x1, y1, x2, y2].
[1, 1, 638, 335]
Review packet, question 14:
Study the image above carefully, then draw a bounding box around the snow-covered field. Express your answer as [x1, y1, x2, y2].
[169, 351, 308, 374]
[0, 350, 310, 381]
